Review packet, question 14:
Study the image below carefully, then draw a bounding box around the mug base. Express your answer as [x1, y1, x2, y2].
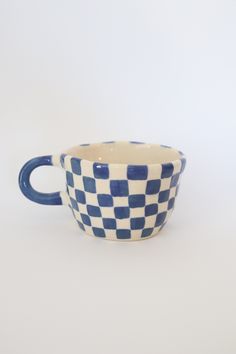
[77, 223, 166, 241]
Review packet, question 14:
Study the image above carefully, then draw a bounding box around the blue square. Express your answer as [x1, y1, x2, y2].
[161, 163, 174, 179]
[103, 218, 116, 229]
[66, 171, 74, 187]
[155, 212, 167, 226]
[92, 227, 105, 237]
[127, 165, 148, 180]
[131, 217, 145, 230]
[87, 205, 101, 217]
[60, 154, 66, 168]
[170, 173, 180, 187]
[158, 190, 170, 203]
[141, 228, 154, 238]
[175, 185, 179, 196]
[75, 189, 86, 204]
[116, 229, 131, 239]
[145, 204, 158, 216]
[77, 221, 85, 231]
[114, 207, 130, 219]
[110, 180, 129, 196]
[70, 197, 78, 211]
[159, 221, 167, 231]
[180, 158, 186, 173]
[71, 158, 81, 175]
[83, 176, 96, 193]
[81, 213, 91, 226]
[129, 194, 145, 208]
[93, 163, 109, 179]
[97, 194, 113, 207]
[168, 197, 175, 210]
[146, 179, 161, 194]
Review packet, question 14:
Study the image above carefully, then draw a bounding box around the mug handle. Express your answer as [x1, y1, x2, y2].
[18, 155, 63, 205]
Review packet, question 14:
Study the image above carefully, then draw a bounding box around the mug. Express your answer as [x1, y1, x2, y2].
[19, 141, 186, 241]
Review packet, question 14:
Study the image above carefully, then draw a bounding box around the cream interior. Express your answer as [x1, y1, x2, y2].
[65, 142, 181, 165]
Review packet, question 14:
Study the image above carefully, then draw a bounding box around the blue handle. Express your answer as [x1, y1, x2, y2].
[18, 155, 62, 205]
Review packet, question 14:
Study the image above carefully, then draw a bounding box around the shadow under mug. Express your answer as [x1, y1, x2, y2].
[19, 141, 186, 241]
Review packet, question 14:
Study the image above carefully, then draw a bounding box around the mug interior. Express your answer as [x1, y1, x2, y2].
[65, 141, 181, 164]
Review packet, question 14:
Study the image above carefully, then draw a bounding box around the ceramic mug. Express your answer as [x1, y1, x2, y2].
[19, 141, 186, 241]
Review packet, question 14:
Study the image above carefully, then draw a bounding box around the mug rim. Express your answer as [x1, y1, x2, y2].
[61, 141, 186, 167]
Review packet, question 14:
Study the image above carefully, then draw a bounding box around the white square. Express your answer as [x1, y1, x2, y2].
[90, 217, 103, 228]
[160, 178, 171, 191]
[95, 179, 111, 194]
[64, 156, 73, 172]
[83, 225, 93, 236]
[169, 187, 176, 199]
[167, 209, 174, 218]
[145, 194, 158, 205]
[173, 161, 181, 174]
[68, 186, 76, 200]
[128, 180, 146, 195]
[100, 207, 115, 218]
[147, 165, 162, 180]
[113, 196, 129, 207]
[116, 218, 131, 229]
[73, 174, 84, 189]
[144, 215, 156, 228]
[104, 229, 117, 240]
[109, 165, 127, 180]
[130, 207, 145, 218]
[85, 192, 99, 205]
[131, 230, 142, 240]
[78, 203, 87, 214]
[158, 202, 168, 213]
[73, 209, 82, 222]
[153, 226, 162, 235]
[81, 159, 94, 177]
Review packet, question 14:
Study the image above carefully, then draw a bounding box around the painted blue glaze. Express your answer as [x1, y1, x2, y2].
[116, 229, 131, 239]
[168, 198, 175, 210]
[66, 171, 74, 187]
[128, 194, 145, 208]
[92, 227, 105, 237]
[75, 189, 86, 204]
[158, 190, 170, 203]
[131, 217, 145, 230]
[155, 212, 167, 227]
[81, 213, 91, 226]
[70, 197, 79, 211]
[145, 204, 158, 216]
[93, 163, 109, 179]
[141, 228, 154, 237]
[71, 158, 82, 175]
[110, 180, 129, 196]
[127, 165, 148, 180]
[161, 163, 174, 179]
[146, 179, 161, 194]
[103, 218, 116, 229]
[114, 207, 130, 219]
[129, 141, 145, 144]
[97, 194, 113, 207]
[87, 205, 101, 217]
[77, 221, 85, 231]
[18, 155, 62, 205]
[83, 176, 96, 193]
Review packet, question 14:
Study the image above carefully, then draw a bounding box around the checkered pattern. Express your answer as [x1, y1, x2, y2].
[59, 143, 186, 241]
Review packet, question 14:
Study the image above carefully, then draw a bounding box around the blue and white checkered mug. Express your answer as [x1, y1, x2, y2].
[19, 141, 186, 241]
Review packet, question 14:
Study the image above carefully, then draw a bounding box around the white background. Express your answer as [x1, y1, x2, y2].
[1, 1, 236, 353]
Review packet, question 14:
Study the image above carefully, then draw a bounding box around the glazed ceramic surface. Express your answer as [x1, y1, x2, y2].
[19, 141, 186, 241]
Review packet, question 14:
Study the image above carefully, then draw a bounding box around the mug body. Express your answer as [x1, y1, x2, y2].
[57, 141, 186, 240]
